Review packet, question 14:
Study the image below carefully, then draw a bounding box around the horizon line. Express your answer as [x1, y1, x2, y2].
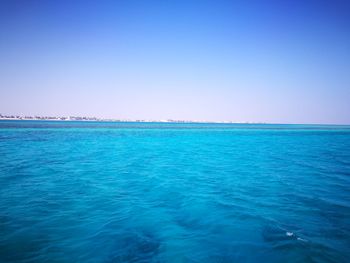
[0, 114, 349, 126]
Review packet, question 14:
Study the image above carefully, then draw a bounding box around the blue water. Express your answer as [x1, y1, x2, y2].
[1, 121, 350, 262]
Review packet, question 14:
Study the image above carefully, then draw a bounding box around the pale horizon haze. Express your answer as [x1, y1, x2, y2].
[1, 0, 350, 124]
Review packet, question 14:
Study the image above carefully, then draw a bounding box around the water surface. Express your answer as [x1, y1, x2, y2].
[0, 121, 349, 262]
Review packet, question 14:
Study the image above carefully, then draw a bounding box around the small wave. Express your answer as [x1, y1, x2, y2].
[297, 237, 308, 242]
[286, 232, 294, 237]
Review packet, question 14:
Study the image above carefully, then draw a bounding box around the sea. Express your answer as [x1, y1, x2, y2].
[0, 120, 349, 263]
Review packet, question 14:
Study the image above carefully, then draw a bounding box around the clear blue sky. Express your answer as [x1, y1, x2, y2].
[1, 0, 349, 124]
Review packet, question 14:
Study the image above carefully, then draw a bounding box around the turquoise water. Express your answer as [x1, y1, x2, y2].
[1, 121, 350, 262]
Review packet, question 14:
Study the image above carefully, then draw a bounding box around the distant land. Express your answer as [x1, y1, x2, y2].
[0, 114, 246, 124]
[2, 114, 349, 126]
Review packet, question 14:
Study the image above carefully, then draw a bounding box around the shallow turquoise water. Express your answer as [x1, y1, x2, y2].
[0, 121, 350, 262]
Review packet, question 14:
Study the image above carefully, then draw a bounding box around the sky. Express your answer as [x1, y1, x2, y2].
[0, 0, 349, 124]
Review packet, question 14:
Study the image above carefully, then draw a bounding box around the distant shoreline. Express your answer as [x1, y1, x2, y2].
[0, 117, 349, 126]
[0, 117, 256, 124]
[0, 114, 257, 124]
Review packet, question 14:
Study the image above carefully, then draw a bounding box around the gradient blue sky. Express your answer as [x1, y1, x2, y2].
[1, 0, 349, 124]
